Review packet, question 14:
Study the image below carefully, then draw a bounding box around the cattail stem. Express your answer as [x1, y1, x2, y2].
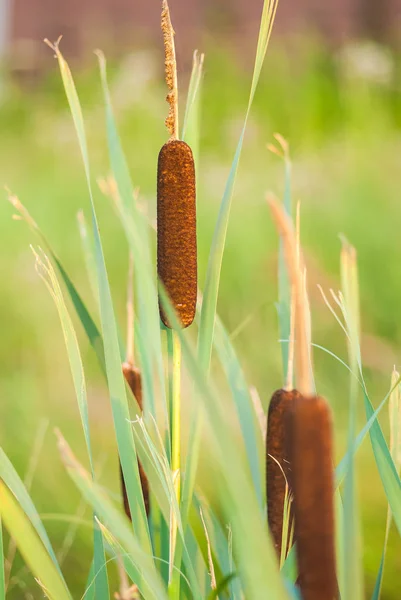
[287, 394, 337, 600]
[168, 330, 181, 584]
[266, 389, 299, 559]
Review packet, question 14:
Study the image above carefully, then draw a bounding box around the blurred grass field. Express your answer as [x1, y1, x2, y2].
[0, 37, 400, 597]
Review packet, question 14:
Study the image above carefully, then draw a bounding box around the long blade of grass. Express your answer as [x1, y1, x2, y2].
[0, 518, 4, 600]
[0, 447, 61, 571]
[0, 481, 71, 600]
[213, 313, 263, 505]
[33, 248, 110, 598]
[97, 51, 165, 425]
[7, 191, 106, 374]
[198, 0, 279, 374]
[159, 285, 290, 599]
[372, 368, 401, 599]
[340, 242, 364, 600]
[57, 432, 167, 600]
[50, 41, 151, 551]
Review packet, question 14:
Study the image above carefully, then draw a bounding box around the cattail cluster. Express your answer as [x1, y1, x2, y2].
[157, 139, 197, 328]
[121, 362, 150, 517]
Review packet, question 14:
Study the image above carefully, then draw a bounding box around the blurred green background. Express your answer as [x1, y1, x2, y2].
[0, 34, 400, 598]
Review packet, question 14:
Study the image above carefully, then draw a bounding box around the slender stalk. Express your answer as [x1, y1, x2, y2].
[169, 330, 181, 586]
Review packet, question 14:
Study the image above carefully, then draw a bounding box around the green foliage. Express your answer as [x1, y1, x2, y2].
[0, 6, 401, 600]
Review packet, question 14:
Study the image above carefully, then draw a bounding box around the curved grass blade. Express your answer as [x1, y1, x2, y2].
[198, 0, 279, 374]
[0, 518, 4, 600]
[97, 51, 165, 424]
[7, 191, 106, 375]
[57, 432, 167, 600]
[159, 285, 290, 599]
[0, 481, 71, 600]
[33, 249, 109, 598]
[49, 40, 151, 552]
[0, 447, 61, 572]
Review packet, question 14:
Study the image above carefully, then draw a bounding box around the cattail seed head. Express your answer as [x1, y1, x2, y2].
[287, 395, 336, 600]
[122, 362, 150, 517]
[157, 139, 197, 328]
[266, 388, 299, 558]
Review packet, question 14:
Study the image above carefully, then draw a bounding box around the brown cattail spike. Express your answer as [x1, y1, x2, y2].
[157, 139, 197, 328]
[266, 388, 299, 559]
[287, 395, 337, 600]
[121, 362, 150, 517]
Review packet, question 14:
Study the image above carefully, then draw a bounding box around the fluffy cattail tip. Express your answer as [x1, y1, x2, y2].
[287, 395, 337, 600]
[266, 388, 299, 557]
[157, 139, 197, 329]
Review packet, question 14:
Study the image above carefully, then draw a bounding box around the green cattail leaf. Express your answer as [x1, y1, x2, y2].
[340, 241, 364, 600]
[57, 433, 167, 600]
[181, 50, 204, 164]
[277, 142, 292, 385]
[0, 517, 4, 600]
[213, 315, 263, 506]
[198, 0, 279, 374]
[0, 447, 61, 572]
[34, 250, 110, 598]
[159, 284, 290, 599]
[97, 51, 165, 424]
[51, 42, 151, 556]
[0, 481, 71, 600]
[7, 191, 106, 374]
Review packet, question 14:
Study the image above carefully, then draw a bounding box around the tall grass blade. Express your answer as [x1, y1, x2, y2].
[0, 518, 4, 600]
[0, 447, 61, 571]
[0, 481, 71, 600]
[57, 432, 167, 600]
[50, 41, 151, 551]
[97, 51, 165, 423]
[372, 369, 401, 599]
[340, 241, 364, 600]
[7, 191, 106, 374]
[159, 285, 290, 599]
[33, 248, 110, 598]
[198, 0, 279, 373]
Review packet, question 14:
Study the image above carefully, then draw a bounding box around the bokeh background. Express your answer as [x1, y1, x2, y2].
[0, 0, 400, 597]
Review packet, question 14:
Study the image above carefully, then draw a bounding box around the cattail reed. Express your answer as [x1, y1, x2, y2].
[157, 140, 197, 328]
[121, 362, 150, 517]
[157, 0, 197, 329]
[266, 388, 299, 558]
[286, 394, 336, 600]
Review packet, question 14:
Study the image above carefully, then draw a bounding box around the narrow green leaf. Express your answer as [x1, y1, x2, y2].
[97, 51, 165, 424]
[0, 517, 5, 600]
[0, 481, 71, 600]
[159, 285, 290, 599]
[57, 433, 167, 600]
[34, 249, 110, 599]
[0, 447, 61, 571]
[51, 41, 151, 552]
[198, 0, 279, 374]
[7, 191, 106, 374]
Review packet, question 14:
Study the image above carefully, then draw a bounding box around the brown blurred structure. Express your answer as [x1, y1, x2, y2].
[3, 0, 401, 73]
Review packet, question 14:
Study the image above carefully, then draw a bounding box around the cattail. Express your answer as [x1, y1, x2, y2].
[266, 388, 299, 558]
[157, 139, 197, 328]
[157, 0, 197, 329]
[121, 362, 150, 517]
[286, 394, 336, 600]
